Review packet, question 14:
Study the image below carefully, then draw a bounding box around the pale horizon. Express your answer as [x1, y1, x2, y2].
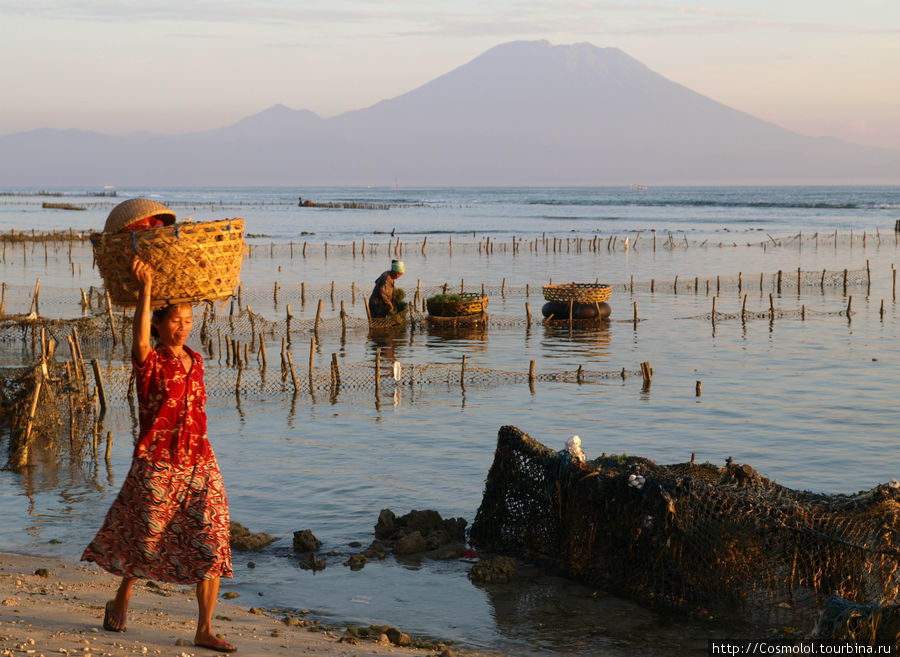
[2, 1, 899, 150]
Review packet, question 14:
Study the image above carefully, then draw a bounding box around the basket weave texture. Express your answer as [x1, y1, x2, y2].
[427, 293, 489, 317]
[542, 283, 612, 303]
[104, 198, 176, 233]
[91, 218, 245, 307]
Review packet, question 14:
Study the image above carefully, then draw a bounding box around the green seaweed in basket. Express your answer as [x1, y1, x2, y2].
[427, 293, 464, 304]
[392, 288, 408, 314]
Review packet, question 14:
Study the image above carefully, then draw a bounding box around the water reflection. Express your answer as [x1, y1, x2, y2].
[539, 320, 612, 362]
[476, 566, 715, 656]
[367, 323, 408, 362]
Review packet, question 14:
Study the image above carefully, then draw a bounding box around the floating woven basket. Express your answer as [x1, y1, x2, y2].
[542, 282, 612, 304]
[91, 218, 245, 308]
[427, 293, 489, 317]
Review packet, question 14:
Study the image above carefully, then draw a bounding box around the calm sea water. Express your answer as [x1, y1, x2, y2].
[1, 186, 900, 655]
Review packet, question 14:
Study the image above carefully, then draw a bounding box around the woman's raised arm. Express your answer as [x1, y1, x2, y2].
[131, 259, 153, 365]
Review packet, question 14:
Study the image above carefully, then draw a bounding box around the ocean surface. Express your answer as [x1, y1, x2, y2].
[2, 185, 900, 655]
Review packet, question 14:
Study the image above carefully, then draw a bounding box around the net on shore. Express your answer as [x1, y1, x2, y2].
[470, 425, 900, 632]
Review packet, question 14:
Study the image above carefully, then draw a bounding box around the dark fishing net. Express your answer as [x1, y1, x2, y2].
[470, 425, 900, 634]
[1, 358, 101, 471]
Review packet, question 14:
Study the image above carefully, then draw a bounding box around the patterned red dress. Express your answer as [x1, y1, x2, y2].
[82, 345, 233, 583]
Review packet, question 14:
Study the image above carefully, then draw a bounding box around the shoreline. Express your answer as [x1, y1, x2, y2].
[0, 551, 473, 657]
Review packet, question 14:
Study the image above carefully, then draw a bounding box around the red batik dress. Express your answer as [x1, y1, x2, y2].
[82, 345, 233, 583]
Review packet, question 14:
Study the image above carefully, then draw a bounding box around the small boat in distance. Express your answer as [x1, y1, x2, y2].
[630, 184, 648, 190]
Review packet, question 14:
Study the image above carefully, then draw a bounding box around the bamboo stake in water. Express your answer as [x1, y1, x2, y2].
[309, 338, 316, 392]
[105, 290, 117, 346]
[286, 351, 298, 391]
[29, 278, 40, 315]
[72, 326, 88, 397]
[285, 305, 292, 345]
[247, 305, 256, 350]
[314, 299, 323, 333]
[331, 353, 341, 392]
[375, 348, 381, 399]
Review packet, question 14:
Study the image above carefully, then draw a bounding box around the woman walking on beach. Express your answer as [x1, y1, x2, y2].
[82, 259, 236, 653]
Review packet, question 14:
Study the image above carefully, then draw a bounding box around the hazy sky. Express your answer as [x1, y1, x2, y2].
[2, 1, 898, 149]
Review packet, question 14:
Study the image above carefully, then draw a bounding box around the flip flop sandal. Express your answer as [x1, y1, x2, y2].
[194, 636, 237, 653]
[102, 600, 126, 632]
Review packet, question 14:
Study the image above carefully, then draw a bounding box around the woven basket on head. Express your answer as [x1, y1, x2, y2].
[427, 293, 489, 317]
[543, 282, 612, 304]
[91, 218, 245, 308]
[104, 198, 176, 233]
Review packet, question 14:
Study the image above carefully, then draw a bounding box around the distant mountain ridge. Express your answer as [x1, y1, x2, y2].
[2, 40, 898, 186]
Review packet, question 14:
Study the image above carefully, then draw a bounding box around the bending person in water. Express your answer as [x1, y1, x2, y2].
[368, 259, 404, 318]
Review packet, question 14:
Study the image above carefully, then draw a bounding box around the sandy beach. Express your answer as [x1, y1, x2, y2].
[0, 552, 460, 657]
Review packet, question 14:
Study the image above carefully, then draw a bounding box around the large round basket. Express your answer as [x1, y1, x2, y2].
[427, 293, 489, 317]
[91, 218, 245, 307]
[542, 282, 612, 304]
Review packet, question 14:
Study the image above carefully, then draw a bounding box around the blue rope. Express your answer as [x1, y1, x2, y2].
[131, 231, 138, 253]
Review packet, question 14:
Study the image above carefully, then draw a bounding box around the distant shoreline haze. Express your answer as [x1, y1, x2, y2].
[1, 41, 898, 187]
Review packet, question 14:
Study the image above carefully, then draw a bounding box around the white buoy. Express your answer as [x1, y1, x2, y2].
[565, 435, 585, 463]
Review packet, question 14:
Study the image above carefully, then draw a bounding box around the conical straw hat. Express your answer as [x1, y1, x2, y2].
[104, 198, 176, 233]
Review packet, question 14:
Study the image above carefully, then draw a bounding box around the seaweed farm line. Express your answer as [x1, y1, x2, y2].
[3, 200, 900, 654]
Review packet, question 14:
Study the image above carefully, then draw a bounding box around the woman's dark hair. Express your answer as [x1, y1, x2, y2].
[150, 305, 175, 339]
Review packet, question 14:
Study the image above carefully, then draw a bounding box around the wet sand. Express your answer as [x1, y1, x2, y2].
[0, 552, 457, 657]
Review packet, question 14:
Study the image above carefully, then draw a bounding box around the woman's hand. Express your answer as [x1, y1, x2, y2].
[131, 259, 153, 291]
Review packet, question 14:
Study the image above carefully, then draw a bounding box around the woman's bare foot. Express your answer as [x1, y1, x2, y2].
[194, 631, 237, 652]
[103, 600, 127, 632]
